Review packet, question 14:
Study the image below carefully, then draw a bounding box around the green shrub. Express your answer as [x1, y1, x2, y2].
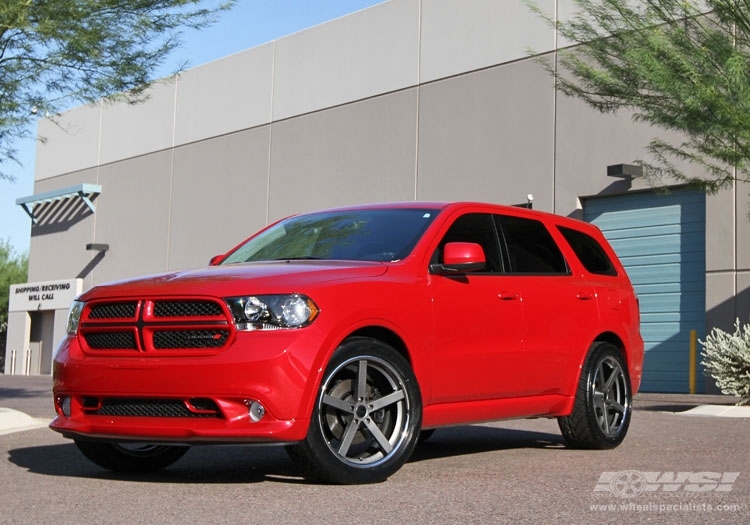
[701, 319, 750, 405]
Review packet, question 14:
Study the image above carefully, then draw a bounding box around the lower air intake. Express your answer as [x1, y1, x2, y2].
[89, 398, 221, 418]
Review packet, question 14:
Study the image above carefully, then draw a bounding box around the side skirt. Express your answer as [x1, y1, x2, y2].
[422, 394, 574, 429]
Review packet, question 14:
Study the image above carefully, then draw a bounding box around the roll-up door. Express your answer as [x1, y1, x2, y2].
[584, 189, 706, 392]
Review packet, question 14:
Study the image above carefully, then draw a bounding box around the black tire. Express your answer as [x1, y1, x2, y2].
[288, 337, 422, 484]
[558, 342, 632, 449]
[74, 440, 189, 473]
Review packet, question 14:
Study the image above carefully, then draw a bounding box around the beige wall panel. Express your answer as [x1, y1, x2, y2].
[174, 44, 274, 146]
[267, 89, 418, 221]
[3, 312, 30, 374]
[555, 96, 651, 216]
[272, 0, 419, 121]
[706, 188, 736, 272]
[706, 272, 737, 332]
[556, 0, 579, 23]
[35, 104, 102, 180]
[736, 271, 750, 322]
[417, 61, 554, 209]
[554, 90, 708, 216]
[557, 0, 588, 49]
[420, 0, 555, 83]
[735, 181, 750, 271]
[91, 152, 173, 284]
[27, 170, 99, 289]
[168, 128, 271, 271]
[99, 79, 177, 165]
[556, 0, 646, 48]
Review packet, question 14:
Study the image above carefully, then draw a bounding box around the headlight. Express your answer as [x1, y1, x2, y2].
[66, 300, 85, 335]
[225, 294, 319, 331]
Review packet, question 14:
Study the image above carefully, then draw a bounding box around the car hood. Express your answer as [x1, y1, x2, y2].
[79, 261, 389, 300]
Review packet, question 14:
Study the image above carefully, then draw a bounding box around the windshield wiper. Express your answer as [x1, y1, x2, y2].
[273, 256, 323, 261]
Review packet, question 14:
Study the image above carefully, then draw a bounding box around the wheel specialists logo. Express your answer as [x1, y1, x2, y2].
[594, 471, 740, 497]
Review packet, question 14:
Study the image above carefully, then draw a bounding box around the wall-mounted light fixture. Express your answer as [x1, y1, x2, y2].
[512, 194, 534, 209]
[607, 163, 643, 179]
[86, 243, 110, 252]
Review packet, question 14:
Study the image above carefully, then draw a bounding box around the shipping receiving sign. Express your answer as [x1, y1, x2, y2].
[9, 279, 82, 312]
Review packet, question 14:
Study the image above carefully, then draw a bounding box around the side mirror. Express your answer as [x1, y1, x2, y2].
[209, 254, 225, 266]
[431, 242, 486, 274]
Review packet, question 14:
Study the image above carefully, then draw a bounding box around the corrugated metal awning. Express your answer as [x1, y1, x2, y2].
[16, 183, 102, 224]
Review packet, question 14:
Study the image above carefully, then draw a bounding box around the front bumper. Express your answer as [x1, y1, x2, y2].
[50, 409, 308, 444]
[50, 328, 325, 444]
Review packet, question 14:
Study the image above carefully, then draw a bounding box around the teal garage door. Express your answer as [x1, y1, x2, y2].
[584, 189, 706, 392]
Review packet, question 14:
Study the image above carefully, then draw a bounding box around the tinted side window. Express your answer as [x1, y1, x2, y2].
[434, 213, 503, 272]
[558, 226, 617, 276]
[496, 215, 568, 274]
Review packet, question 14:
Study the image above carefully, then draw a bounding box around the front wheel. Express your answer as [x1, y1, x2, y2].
[288, 337, 422, 484]
[558, 342, 632, 449]
[74, 440, 189, 472]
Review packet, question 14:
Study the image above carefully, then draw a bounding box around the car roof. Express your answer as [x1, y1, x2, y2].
[298, 201, 574, 220]
[299, 201, 607, 237]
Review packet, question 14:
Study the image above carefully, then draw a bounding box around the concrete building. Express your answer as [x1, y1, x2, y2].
[5, 0, 748, 393]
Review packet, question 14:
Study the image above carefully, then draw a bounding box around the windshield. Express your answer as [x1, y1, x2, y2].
[221, 208, 440, 264]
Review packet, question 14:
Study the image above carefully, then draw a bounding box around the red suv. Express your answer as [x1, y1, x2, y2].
[51, 201, 643, 484]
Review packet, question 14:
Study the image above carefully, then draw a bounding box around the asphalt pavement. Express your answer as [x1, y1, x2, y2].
[1, 373, 748, 524]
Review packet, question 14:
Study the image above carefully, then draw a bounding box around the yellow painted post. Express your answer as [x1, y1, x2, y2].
[689, 329, 697, 394]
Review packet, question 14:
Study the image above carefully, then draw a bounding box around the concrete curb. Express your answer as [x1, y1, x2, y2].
[679, 404, 750, 418]
[0, 407, 50, 436]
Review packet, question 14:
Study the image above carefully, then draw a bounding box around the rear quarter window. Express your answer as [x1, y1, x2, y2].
[497, 215, 568, 274]
[557, 225, 618, 276]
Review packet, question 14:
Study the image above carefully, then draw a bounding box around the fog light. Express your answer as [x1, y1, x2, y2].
[249, 401, 265, 422]
[60, 396, 72, 417]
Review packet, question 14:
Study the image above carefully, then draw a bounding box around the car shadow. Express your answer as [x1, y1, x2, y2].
[635, 404, 699, 413]
[8, 425, 565, 484]
[8, 442, 305, 484]
[0, 386, 51, 400]
[410, 425, 565, 463]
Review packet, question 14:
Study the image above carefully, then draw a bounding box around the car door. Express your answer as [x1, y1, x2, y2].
[495, 214, 599, 396]
[428, 212, 525, 403]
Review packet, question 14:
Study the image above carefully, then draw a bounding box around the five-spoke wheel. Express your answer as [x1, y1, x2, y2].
[288, 337, 422, 484]
[558, 342, 632, 449]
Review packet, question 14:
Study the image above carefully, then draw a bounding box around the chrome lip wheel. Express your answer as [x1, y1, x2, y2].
[591, 355, 629, 438]
[74, 440, 189, 472]
[318, 355, 409, 467]
[113, 443, 167, 456]
[291, 337, 421, 484]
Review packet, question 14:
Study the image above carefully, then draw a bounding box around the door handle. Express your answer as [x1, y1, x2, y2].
[498, 291, 519, 301]
[576, 292, 594, 300]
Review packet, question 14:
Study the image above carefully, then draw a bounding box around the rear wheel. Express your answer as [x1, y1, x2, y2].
[288, 337, 422, 484]
[558, 342, 632, 449]
[74, 441, 189, 472]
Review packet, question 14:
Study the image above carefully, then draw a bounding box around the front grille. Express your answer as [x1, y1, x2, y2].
[84, 331, 137, 350]
[79, 297, 232, 354]
[153, 300, 224, 317]
[153, 329, 230, 349]
[87, 398, 221, 418]
[88, 302, 137, 319]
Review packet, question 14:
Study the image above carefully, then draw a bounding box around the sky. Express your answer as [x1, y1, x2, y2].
[0, 0, 386, 257]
